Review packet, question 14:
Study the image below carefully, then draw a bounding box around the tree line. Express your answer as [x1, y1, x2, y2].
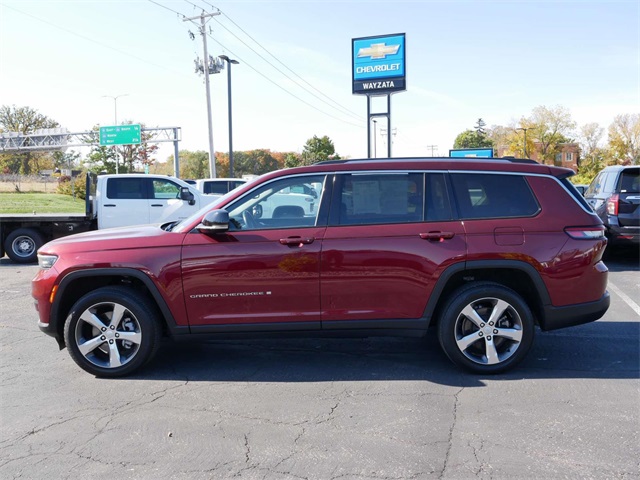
[2, 104, 637, 187]
[0, 105, 340, 179]
[452, 106, 639, 183]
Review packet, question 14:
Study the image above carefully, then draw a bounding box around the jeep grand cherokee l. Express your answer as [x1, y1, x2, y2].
[32, 158, 610, 377]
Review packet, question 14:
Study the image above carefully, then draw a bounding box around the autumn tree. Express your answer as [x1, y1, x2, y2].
[300, 135, 339, 165]
[0, 105, 60, 174]
[453, 130, 494, 150]
[608, 113, 640, 165]
[233, 149, 280, 176]
[284, 152, 302, 168]
[168, 150, 209, 179]
[527, 105, 576, 164]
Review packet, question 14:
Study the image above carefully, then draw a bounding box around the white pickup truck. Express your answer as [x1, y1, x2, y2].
[0, 173, 219, 263]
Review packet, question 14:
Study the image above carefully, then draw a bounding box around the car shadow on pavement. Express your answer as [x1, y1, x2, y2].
[603, 246, 639, 272]
[126, 320, 639, 387]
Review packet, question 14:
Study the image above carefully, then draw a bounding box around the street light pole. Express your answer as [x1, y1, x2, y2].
[102, 94, 128, 125]
[372, 119, 377, 158]
[102, 94, 128, 174]
[517, 127, 529, 159]
[219, 55, 239, 178]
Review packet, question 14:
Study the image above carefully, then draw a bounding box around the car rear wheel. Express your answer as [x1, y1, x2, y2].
[64, 287, 161, 377]
[438, 282, 535, 374]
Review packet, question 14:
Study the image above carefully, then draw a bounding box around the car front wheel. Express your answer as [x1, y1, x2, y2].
[438, 282, 535, 374]
[64, 287, 161, 377]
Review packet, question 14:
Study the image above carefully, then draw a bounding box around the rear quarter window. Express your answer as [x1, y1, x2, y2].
[619, 168, 639, 193]
[450, 173, 540, 219]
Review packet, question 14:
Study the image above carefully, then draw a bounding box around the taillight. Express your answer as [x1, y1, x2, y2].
[606, 194, 619, 215]
[564, 226, 606, 239]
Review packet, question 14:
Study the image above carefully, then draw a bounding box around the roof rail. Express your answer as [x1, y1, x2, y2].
[315, 157, 539, 166]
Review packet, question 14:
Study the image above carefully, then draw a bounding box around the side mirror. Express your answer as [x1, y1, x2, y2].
[180, 187, 196, 205]
[197, 209, 229, 234]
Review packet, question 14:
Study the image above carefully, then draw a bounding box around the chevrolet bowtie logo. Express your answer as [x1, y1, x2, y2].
[357, 43, 400, 60]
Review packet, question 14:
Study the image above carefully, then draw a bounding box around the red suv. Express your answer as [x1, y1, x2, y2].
[32, 158, 610, 377]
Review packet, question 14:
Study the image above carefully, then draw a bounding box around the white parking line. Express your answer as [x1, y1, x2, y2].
[608, 280, 640, 317]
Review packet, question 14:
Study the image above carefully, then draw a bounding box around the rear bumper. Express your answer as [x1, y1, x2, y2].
[541, 291, 610, 331]
[607, 225, 640, 245]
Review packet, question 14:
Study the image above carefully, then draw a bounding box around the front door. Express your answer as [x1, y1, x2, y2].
[181, 173, 330, 329]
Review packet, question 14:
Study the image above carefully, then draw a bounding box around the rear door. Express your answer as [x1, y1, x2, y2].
[100, 177, 150, 229]
[320, 172, 466, 324]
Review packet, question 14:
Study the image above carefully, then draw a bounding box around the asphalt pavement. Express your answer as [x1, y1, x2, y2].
[0, 249, 638, 479]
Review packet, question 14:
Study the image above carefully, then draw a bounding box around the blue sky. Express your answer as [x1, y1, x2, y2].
[0, 0, 638, 164]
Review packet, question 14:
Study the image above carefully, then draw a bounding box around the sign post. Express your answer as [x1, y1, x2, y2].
[352, 33, 406, 159]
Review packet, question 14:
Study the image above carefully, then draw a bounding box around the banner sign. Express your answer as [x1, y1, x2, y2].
[352, 33, 406, 95]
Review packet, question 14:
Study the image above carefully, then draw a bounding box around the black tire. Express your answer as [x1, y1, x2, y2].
[63, 286, 161, 377]
[5, 228, 44, 263]
[438, 282, 535, 374]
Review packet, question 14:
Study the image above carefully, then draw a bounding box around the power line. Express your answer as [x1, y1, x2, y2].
[206, 33, 364, 128]
[4, 2, 190, 78]
[147, 0, 364, 128]
[147, 0, 186, 18]
[220, 11, 362, 121]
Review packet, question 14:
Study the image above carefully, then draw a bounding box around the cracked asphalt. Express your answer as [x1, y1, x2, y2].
[1, 249, 638, 479]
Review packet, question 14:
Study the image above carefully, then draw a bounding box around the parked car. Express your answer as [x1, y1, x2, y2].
[584, 165, 639, 246]
[32, 157, 609, 377]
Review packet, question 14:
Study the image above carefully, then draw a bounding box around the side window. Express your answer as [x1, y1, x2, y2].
[205, 182, 229, 195]
[619, 168, 639, 193]
[451, 173, 539, 219]
[337, 173, 423, 226]
[226, 174, 326, 230]
[585, 172, 606, 196]
[603, 172, 618, 193]
[106, 178, 147, 199]
[152, 179, 181, 199]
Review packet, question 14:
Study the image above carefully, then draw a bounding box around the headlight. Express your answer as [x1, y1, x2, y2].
[38, 254, 58, 269]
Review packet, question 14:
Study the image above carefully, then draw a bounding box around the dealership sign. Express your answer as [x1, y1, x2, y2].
[352, 33, 406, 95]
[449, 148, 494, 158]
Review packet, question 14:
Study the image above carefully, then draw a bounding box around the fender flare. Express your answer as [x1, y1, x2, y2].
[51, 268, 188, 338]
[423, 259, 551, 319]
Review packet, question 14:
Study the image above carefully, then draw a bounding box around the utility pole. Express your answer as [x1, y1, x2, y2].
[426, 145, 438, 157]
[184, 9, 221, 178]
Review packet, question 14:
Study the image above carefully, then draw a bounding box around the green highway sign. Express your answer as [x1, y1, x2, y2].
[99, 124, 141, 146]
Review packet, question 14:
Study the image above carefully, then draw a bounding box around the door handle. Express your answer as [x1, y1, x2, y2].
[420, 231, 455, 241]
[279, 237, 315, 246]
[104, 204, 116, 207]
[151, 204, 163, 207]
